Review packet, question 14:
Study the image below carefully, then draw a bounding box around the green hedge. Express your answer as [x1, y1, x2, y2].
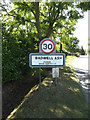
[2, 26, 37, 84]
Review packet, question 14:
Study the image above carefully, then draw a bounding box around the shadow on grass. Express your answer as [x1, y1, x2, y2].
[73, 67, 90, 111]
[7, 66, 89, 119]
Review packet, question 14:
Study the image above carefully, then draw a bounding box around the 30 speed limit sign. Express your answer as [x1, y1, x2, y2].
[39, 38, 56, 54]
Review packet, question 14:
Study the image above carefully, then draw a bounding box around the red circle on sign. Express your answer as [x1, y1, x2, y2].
[40, 39, 55, 54]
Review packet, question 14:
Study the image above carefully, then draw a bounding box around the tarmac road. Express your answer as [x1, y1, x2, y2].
[73, 55, 90, 107]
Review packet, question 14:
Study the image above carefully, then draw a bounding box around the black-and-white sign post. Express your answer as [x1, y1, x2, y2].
[29, 38, 65, 86]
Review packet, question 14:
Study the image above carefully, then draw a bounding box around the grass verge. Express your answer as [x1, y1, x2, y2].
[6, 56, 88, 119]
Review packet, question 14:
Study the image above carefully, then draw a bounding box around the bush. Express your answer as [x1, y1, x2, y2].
[62, 50, 68, 57]
[2, 41, 23, 84]
[2, 26, 37, 84]
[76, 52, 80, 57]
[81, 46, 85, 55]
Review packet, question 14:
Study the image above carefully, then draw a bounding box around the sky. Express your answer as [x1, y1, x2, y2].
[74, 11, 88, 50]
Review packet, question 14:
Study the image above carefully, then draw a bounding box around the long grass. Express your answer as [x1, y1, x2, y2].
[6, 56, 88, 119]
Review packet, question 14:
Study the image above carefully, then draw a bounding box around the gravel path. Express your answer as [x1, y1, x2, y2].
[73, 55, 90, 107]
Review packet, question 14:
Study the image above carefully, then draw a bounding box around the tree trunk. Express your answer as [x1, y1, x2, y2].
[34, 2, 42, 43]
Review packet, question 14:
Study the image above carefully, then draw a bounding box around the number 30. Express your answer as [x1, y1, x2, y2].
[43, 44, 52, 50]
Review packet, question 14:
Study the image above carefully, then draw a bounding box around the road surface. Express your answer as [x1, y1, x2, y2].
[73, 55, 90, 107]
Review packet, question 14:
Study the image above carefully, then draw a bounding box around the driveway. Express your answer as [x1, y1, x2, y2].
[73, 55, 90, 107]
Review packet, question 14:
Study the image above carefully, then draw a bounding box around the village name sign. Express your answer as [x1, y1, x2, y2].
[29, 38, 65, 85]
[29, 38, 65, 67]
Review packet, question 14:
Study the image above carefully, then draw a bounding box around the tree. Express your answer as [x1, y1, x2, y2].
[62, 36, 79, 53]
[1, 2, 84, 41]
[1, 1, 89, 83]
[81, 46, 85, 55]
[77, 2, 90, 11]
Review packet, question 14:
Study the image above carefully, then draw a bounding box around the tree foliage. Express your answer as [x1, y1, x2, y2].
[1, 1, 89, 84]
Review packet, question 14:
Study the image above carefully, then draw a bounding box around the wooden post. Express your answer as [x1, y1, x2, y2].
[60, 43, 62, 53]
[39, 67, 41, 86]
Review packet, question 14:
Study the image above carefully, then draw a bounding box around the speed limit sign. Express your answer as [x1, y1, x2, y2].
[39, 38, 56, 54]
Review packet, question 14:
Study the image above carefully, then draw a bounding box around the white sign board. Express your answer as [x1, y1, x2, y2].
[52, 68, 59, 78]
[29, 53, 65, 68]
[32, 55, 63, 65]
